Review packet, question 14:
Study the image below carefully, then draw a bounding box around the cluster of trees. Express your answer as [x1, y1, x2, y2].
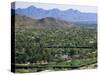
[15, 27, 97, 64]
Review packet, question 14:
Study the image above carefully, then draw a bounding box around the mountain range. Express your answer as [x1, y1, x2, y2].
[14, 14, 73, 29]
[12, 6, 97, 23]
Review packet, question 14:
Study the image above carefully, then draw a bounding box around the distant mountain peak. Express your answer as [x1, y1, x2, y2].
[64, 8, 80, 13]
[25, 6, 37, 11]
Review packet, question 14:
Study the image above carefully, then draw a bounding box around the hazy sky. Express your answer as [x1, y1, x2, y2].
[15, 2, 97, 13]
